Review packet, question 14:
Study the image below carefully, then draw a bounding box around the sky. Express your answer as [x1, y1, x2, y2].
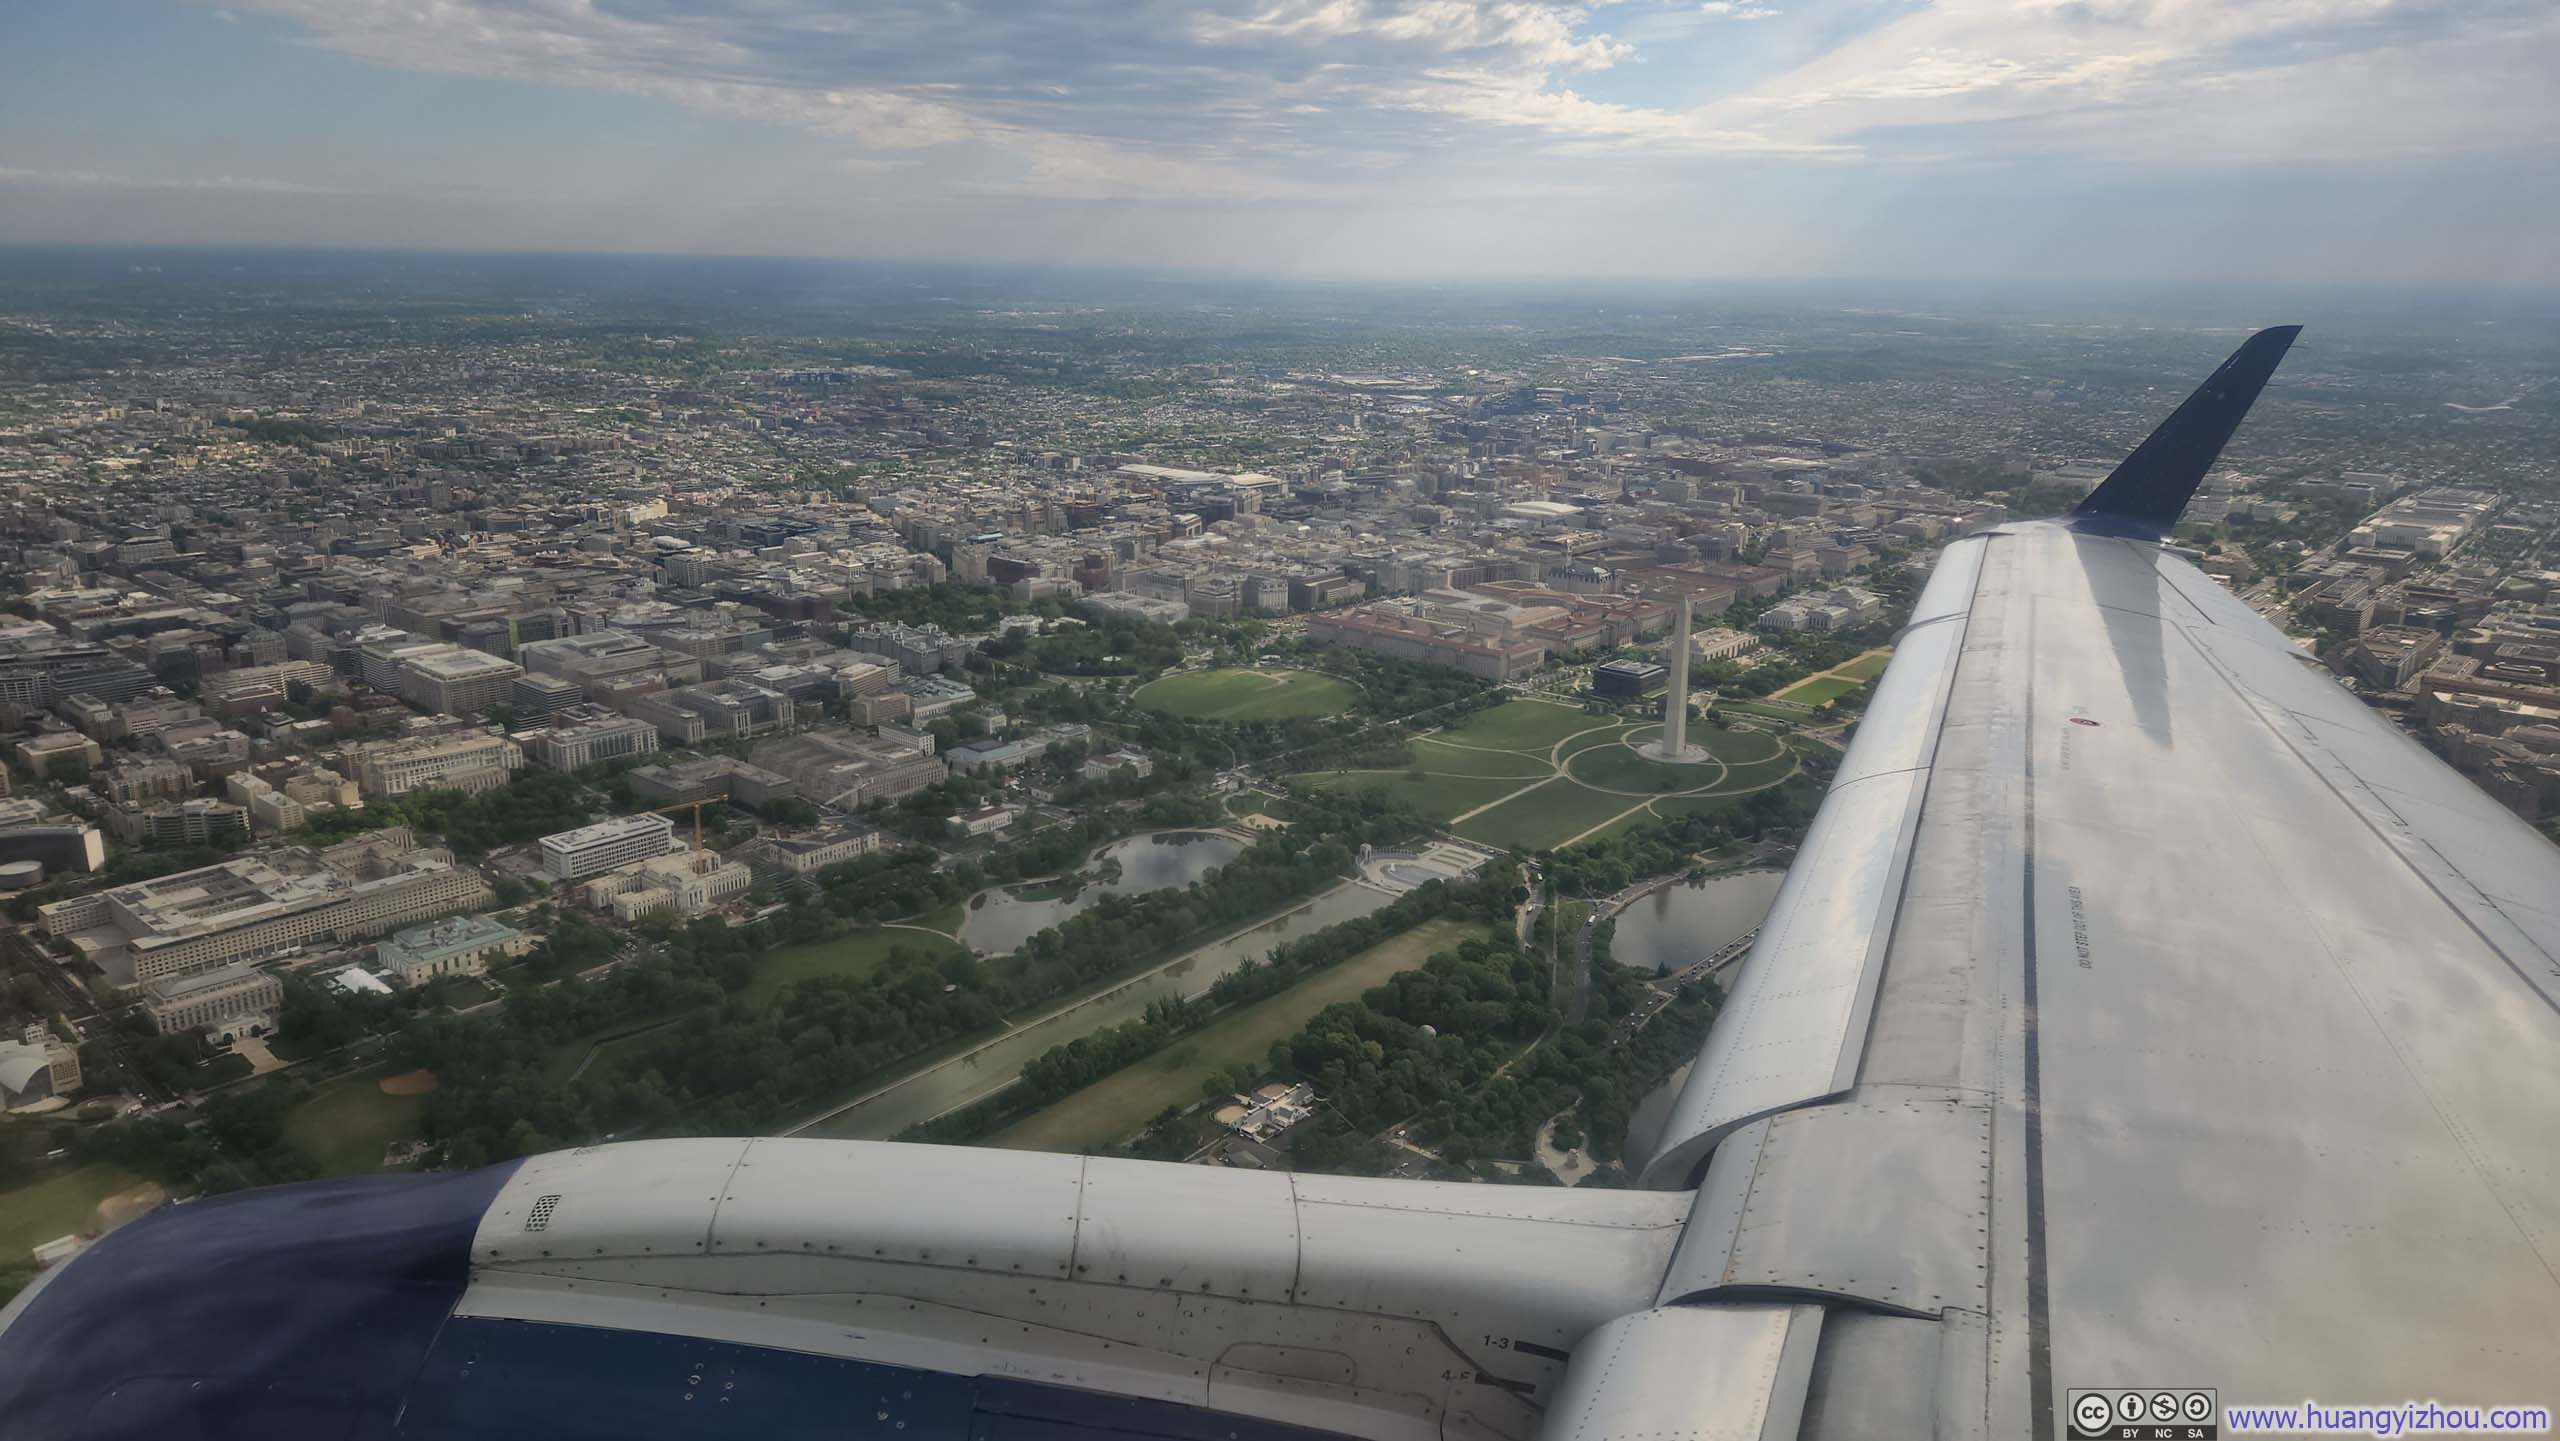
[2, 0, 2555, 286]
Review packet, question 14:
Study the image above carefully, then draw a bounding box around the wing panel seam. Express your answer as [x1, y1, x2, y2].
[1836, 537, 1988, 1096]
[2168, 617, 2560, 1011]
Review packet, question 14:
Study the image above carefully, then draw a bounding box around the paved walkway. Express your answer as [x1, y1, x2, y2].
[1535, 1111, 1598, 1185]
[1443, 721, 1622, 824]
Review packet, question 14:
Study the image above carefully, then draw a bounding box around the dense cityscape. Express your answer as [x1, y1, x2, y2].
[2, 253, 2555, 1299]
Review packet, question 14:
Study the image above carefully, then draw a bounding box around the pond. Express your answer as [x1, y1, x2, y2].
[958, 830, 1246, 955]
[802, 881, 1398, 1140]
[1605, 868, 1787, 974]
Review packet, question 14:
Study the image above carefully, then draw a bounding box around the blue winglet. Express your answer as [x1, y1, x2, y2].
[2073, 325, 2302, 537]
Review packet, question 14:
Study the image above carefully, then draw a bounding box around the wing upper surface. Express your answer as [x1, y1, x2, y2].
[1661, 521, 2560, 1437]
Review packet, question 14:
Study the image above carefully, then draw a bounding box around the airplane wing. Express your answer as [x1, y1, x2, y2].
[1632, 325, 2560, 1432]
[6, 328, 2557, 1440]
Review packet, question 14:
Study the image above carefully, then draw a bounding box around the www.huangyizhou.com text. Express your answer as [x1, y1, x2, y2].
[2224, 1401, 2551, 1436]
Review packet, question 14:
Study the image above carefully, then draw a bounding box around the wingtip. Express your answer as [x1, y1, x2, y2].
[2071, 324, 2302, 535]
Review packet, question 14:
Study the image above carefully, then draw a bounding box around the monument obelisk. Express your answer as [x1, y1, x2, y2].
[1642, 592, 1708, 764]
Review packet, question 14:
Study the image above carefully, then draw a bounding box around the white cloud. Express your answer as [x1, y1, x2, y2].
[177, 0, 2560, 207]
[1394, 66, 1845, 153]
[1195, 0, 1634, 71]
[1674, 0, 2560, 175]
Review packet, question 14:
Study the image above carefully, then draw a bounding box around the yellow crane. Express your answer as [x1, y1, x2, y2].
[648, 798, 713, 851]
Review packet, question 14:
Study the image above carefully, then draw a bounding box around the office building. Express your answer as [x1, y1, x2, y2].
[539, 813, 681, 882]
[580, 848, 753, 921]
[627, 755, 797, 810]
[106, 798, 251, 848]
[375, 914, 534, 985]
[142, 964, 282, 1035]
[38, 828, 489, 984]
[361, 638, 523, 715]
[510, 672, 585, 722]
[1593, 659, 1667, 698]
[341, 731, 522, 798]
[0, 822, 107, 878]
[518, 631, 698, 704]
[624, 677, 793, 745]
[753, 822, 887, 876]
[1308, 602, 1548, 680]
[522, 707, 659, 771]
[751, 729, 948, 808]
[15, 732, 102, 779]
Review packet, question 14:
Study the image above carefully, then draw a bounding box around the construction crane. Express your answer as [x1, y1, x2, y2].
[648, 798, 714, 851]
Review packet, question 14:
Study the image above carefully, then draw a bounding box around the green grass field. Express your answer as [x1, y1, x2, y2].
[1834, 649, 1893, 681]
[1430, 699, 1602, 752]
[1408, 736, 1555, 778]
[1454, 780, 1646, 851]
[1564, 738, 1712, 794]
[1300, 768, 1530, 821]
[1132, 668, 1361, 721]
[1298, 698, 1803, 853]
[0, 1164, 144, 1254]
[988, 918, 1486, 1153]
[282, 1075, 428, 1175]
[1555, 722, 1784, 796]
[1771, 647, 1890, 705]
[1716, 744, 1801, 790]
[1772, 673, 1865, 706]
[743, 927, 967, 1008]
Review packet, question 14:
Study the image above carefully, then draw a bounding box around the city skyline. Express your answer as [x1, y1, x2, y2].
[4, 0, 2556, 286]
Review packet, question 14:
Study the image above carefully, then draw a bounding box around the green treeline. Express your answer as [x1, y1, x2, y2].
[372, 788, 1424, 1166]
[985, 620, 1185, 677]
[1542, 787, 1819, 896]
[54, 1083, 327, 1199]
[1259, 936, 1721, 1181]
[900, 860, 1523, 1144]
[297, 767, 596, 859]
[840, 581, 1009, 632]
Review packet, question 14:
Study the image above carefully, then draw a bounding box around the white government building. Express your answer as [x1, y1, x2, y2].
[538, 813, 681, 881]
[580, 850, 753, 922]
[375, 914, 535, 985]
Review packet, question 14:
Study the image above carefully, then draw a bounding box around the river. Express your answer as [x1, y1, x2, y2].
[1605, 868, 1787, 974]
[798, 881, 1399, 1140]
[957, 830, 1245, 955]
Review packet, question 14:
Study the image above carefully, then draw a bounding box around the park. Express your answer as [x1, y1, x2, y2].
[1130, 666, 1362, 721]
[1299, 697, 1802, 852]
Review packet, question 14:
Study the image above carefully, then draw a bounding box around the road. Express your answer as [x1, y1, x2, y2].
[1610, 926, 1762, 1046]
[0, 920, 166, 1105]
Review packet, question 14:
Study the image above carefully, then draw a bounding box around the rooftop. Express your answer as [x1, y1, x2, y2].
[538, 813, 676, 851]
[380, 913, 525, 965]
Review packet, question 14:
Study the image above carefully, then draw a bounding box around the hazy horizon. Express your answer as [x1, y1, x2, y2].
[11, 240, 2560, 296]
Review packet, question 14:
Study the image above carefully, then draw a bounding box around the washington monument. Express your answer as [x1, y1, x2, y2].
[1640, 592, 1709, 765]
